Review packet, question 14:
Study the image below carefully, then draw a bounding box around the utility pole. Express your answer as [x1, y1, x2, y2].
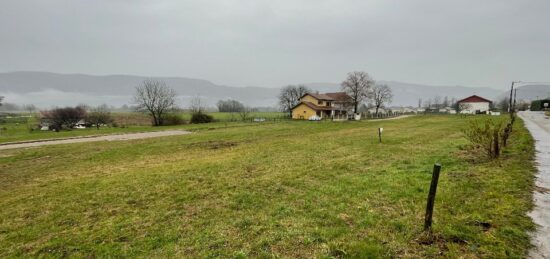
[508, 82, 515, 113]
[513, 89, 517, 112]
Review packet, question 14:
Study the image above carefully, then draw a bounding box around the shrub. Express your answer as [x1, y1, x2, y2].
[463, 118, 505, 159]
[87, 104, 113, 129]
[40, 106, 87, 130]
[190, 112, 213, 124]
[163, 113, 186, 125]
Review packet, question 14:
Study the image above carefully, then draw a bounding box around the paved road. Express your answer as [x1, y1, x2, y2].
[519, 111, 550, 259]
[0, 130, 191, 150]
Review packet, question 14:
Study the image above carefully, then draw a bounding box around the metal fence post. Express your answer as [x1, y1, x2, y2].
[424, 163, 442, 231]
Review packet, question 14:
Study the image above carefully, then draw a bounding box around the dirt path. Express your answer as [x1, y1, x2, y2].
[0, 130, 191, 150]
[518, 111, 550, 258]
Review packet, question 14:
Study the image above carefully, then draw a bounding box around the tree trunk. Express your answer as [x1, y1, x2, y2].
[375, 106, 379, 116]
[493, 130, 500, 158]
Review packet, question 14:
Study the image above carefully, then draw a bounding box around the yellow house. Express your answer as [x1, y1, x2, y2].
[291, 92, 352, 120]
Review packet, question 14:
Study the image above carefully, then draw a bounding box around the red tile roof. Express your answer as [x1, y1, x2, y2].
[300, 92, 351, 102]
[457, 95, 492, 103]
[325, 92, 353, 102]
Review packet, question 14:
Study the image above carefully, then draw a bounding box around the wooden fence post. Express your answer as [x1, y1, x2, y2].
[424, 163, 442, 231]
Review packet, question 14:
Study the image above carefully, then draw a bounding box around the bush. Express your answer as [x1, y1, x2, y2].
[41, 106, 86, 130]
[163, 113, 186, 125]
[463, 118, 505, 159]
[190, 112, 213, 124]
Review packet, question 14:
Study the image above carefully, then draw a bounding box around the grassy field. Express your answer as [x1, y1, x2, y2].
[0, 112, 287, 144]
[0, 115, 536, 257]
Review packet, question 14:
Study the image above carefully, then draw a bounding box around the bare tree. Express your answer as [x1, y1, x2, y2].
[433, 96, 442, 109]
[239, 106, 252, 121]
[0, 96, 3, 106]
[41, 106, 87, 130]
[23, 104, 36, 114]
[278, 85, 311, 117]
[341, 71, 375, 113]
[133, 79, 177, 126]
[88, 104, 113, 130]
[424, 98, 432, 109]
[189, 96, 206, 114]
[370, 84, 393, 116]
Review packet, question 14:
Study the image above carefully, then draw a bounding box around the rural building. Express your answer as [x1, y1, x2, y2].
[291, 92, 352, 120]
[457, 95, 492, 114]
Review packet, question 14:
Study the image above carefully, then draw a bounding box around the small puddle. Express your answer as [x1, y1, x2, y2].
[519, 111, 550, 258]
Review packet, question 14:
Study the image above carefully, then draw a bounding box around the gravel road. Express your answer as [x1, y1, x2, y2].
[0, 130, 191, 150]
[519, 111, 550, 259]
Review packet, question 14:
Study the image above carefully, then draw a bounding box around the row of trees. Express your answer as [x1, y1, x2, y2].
[132, 79, 261, 125]
[41, 105, 113, 130]
[277, 71, 393, 116]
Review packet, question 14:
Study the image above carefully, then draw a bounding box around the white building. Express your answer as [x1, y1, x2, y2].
[457, 95, 492, 114]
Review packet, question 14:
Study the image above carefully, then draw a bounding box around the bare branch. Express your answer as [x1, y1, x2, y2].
[133, 79, 177, 126]
[341, 71, 375, 113]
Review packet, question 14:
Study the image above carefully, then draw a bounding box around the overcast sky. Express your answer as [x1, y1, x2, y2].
[1, 0, 549, 89]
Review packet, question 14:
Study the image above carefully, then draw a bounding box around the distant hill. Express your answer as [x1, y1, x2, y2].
[495, 84, 550, 102]
[0, 71, 528, 108]
[0, 71, 279, 108]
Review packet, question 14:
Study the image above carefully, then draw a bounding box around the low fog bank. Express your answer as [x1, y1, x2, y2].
[0, 89, 279, 111]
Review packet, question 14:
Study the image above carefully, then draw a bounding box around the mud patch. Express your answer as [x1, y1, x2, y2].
[187, 140, 239, 150]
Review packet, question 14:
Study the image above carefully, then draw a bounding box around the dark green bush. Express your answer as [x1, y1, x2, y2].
[190, 112, 213, 124]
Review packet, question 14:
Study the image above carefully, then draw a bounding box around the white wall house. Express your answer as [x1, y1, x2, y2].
[457, 95, 492, 114]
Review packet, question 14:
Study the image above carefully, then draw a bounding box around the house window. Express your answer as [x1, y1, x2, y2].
[318, 100, 323, 105]
[326, 102, 331, 106]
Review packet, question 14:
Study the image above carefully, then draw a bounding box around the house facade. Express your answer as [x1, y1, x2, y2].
[457, 95, 492, 114]
[291, 92, 352, 120]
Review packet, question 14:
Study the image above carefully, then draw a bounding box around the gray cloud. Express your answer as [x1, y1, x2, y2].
[1, 0, 549, 89]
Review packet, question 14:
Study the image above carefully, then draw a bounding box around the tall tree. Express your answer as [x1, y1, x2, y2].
[88, 104, 113, 130]
[189, 96, 206, 114]
[341, 71, 374, 113]
[278, 85, 310, 117]
[442, 96, 449, 108]
[133, 79, 177, 126]
[433, 96, 442, 109]
[0, 96, 3, 106]
[370, 84, 393, 116]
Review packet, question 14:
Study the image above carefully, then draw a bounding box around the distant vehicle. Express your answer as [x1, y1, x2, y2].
[308, 115, 321, 121]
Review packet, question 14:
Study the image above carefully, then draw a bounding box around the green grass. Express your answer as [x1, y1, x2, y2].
[0, 115, 536, 258]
